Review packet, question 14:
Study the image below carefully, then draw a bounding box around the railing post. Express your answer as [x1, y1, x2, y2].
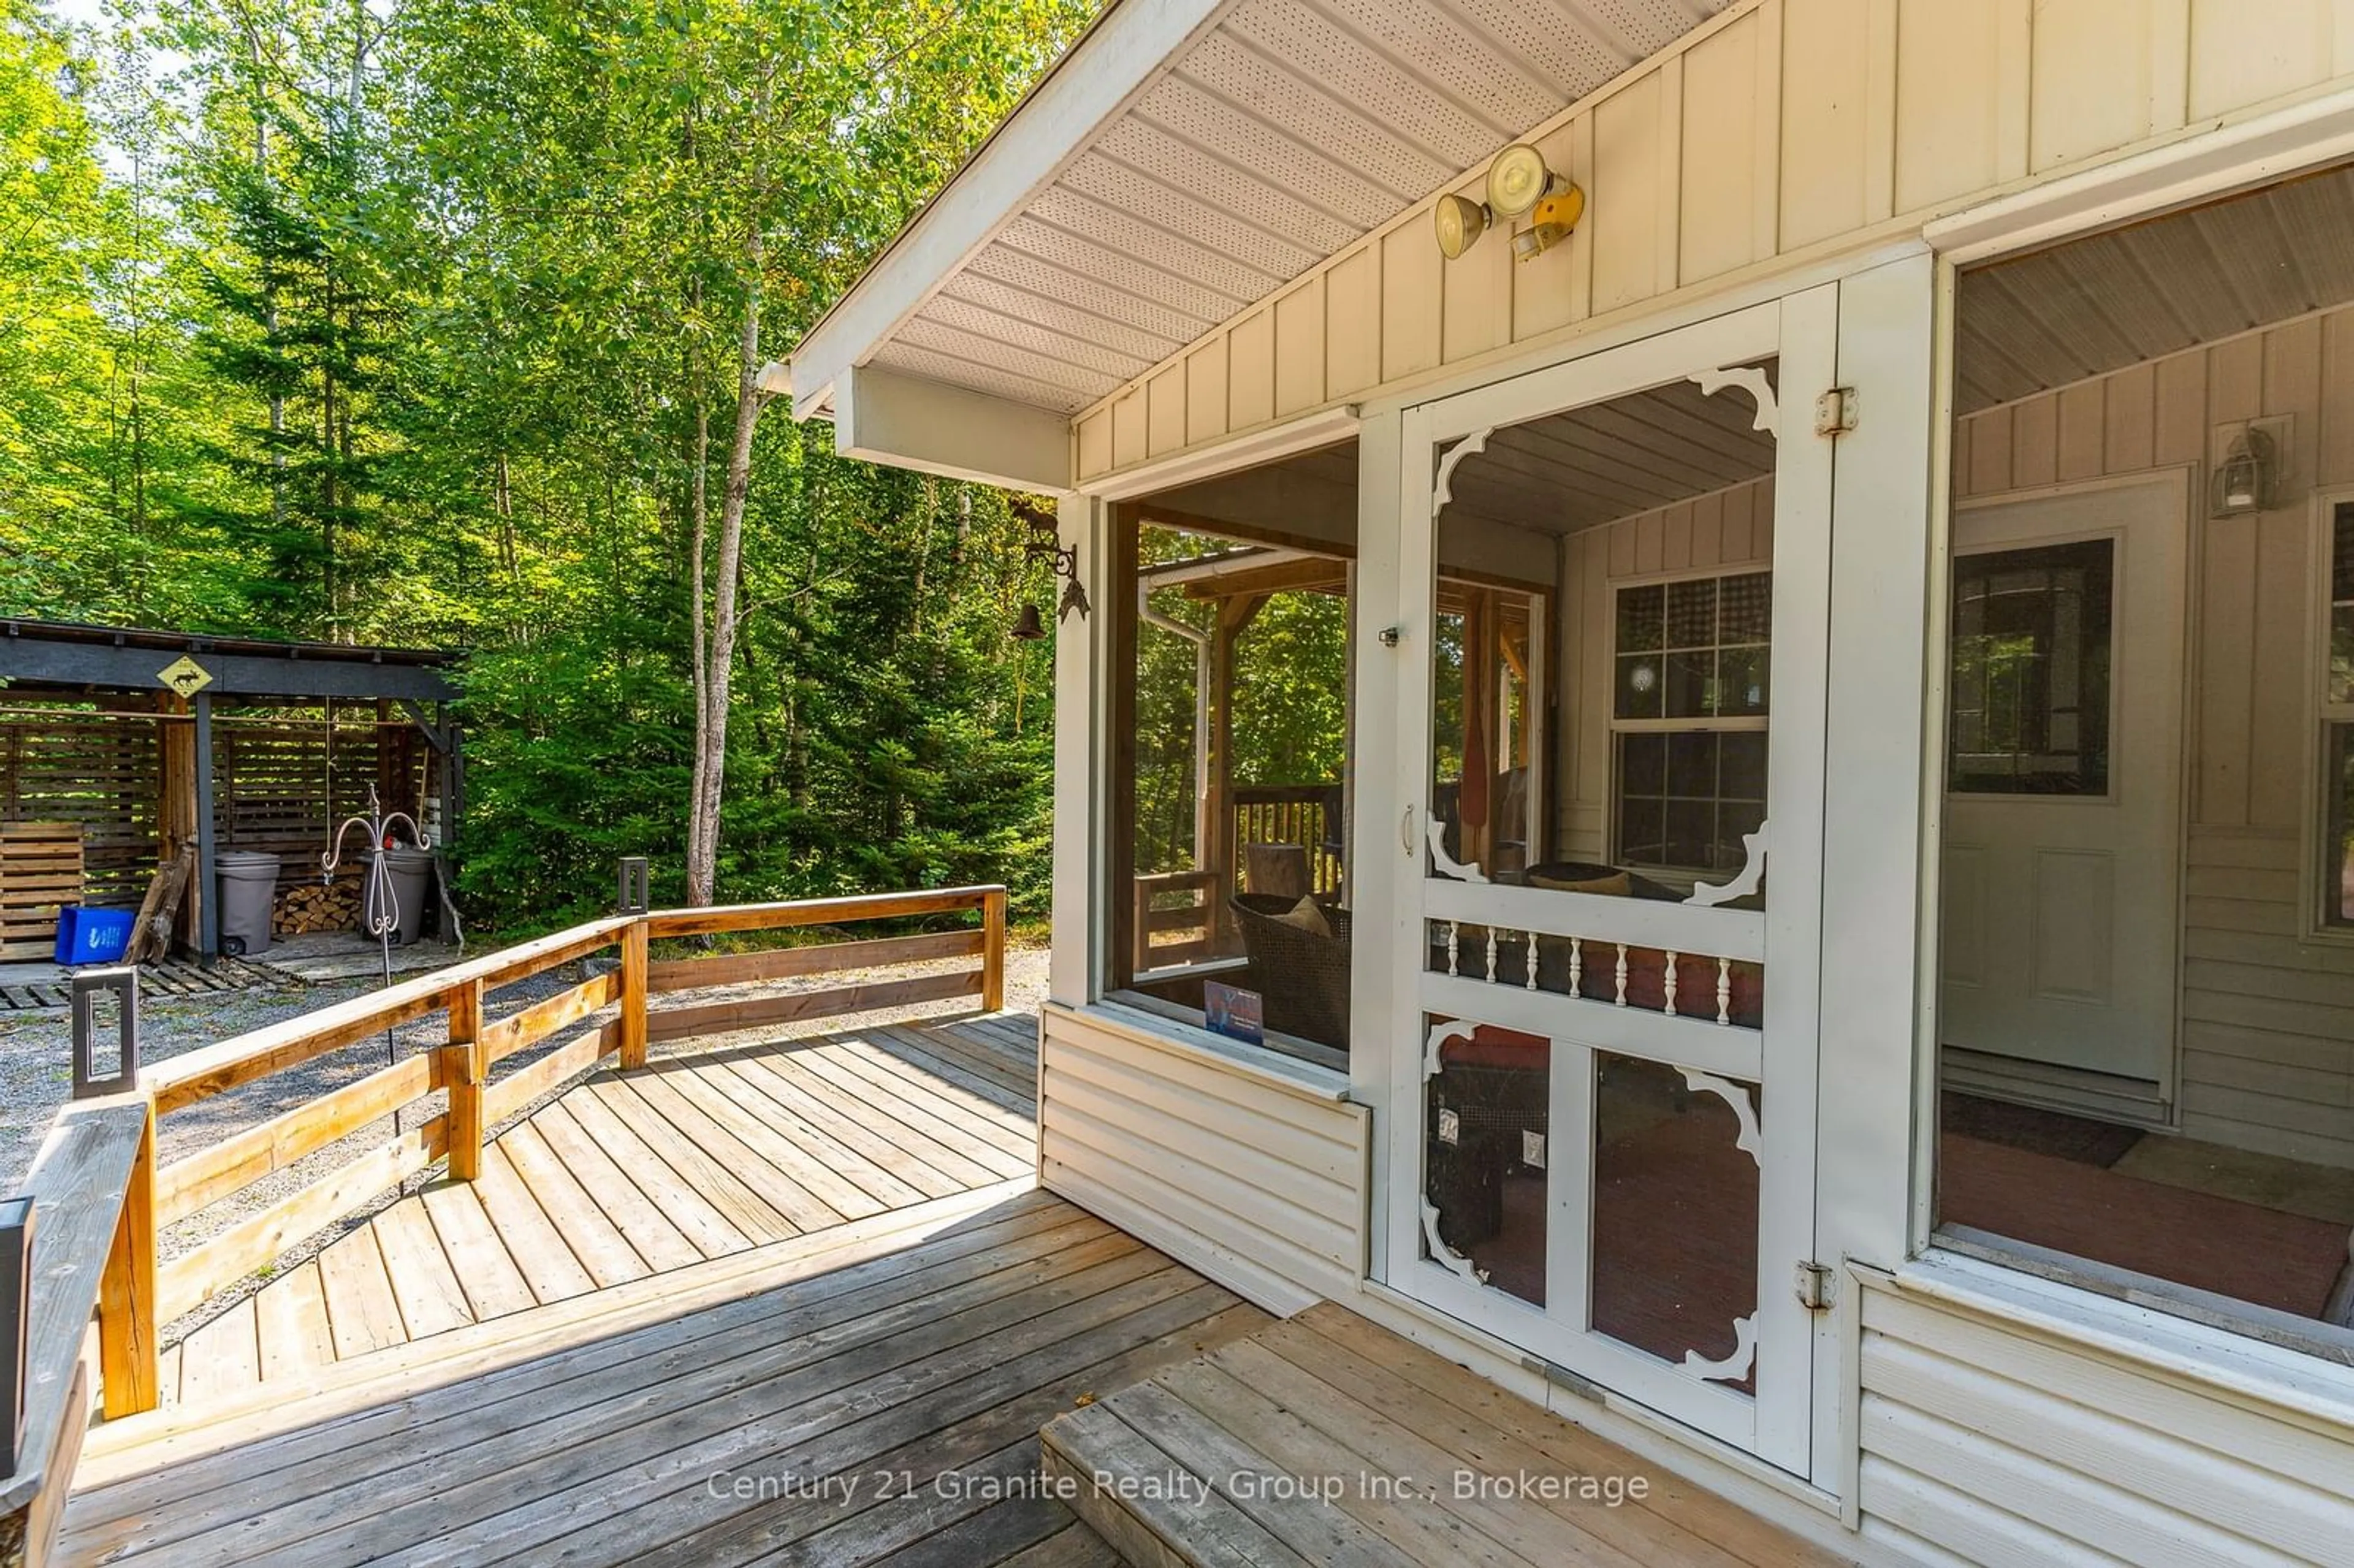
[97, 1097, 156, 1418]
[444, 979, 487, 1182]
[619, 919, 649, 1070]
[981, 888, 1008, 1014]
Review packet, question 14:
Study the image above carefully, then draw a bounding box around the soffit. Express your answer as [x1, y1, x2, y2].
[862, 0, 1729, 416]
[1956, 161, 2354, 413]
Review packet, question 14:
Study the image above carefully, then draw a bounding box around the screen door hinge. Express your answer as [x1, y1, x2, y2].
[1794, 1260, 1837, 1312]
[1813, 387, 1857, 437]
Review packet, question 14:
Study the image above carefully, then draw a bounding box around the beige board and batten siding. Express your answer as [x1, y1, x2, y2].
[1036, 1003, 1368, 1315]
[1074, 0, 2354, 484]
[1955, 305, 2354, 1168]
[1856, 1273, 2354, 1566]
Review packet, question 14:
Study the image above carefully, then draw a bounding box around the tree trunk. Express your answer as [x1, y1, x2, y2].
[686, 234, 766, 907]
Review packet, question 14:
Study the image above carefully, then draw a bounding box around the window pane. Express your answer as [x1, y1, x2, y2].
[1719, 572, 1772, 642]
[1664, 650, 1713, 718]
[1718, 645, 1769, 716]
[1948, 538, 2114, 795]
[1617, 653, 1665, 719]
[1617, 584, 1664, 653]
[1666, 576, 1716, 647]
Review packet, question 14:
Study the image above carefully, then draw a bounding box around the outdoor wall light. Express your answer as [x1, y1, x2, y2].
[2210, 422, 2281, 516]
[1434, 192, 1491, 260]
[1487, 143, 1564, 218]
[1437, 144, 1583, 264]
[1010, 497, 1088, 639]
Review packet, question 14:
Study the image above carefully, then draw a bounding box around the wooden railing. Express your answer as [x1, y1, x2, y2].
[1232, 783, 1342, 896]
[1131, 869, 1222, 976]
[1, 882, 1006, 1531]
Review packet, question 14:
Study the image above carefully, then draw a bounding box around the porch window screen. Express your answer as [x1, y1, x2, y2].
[1609, 572, 1769, 875]
[2325, 504, 2354, 927]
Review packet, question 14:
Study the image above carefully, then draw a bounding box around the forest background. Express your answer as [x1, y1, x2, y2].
[0, 0, 1105, 933]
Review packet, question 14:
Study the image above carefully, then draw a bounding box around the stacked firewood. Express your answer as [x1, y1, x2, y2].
[276, 873, 362, 935]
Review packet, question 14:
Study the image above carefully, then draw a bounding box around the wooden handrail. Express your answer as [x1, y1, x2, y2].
[90, 883, 1008, 1419]
[2, 1092, 151, 1560]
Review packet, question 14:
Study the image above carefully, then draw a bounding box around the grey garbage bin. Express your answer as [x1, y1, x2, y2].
[215, 850, 282, 957]
[362, 847, 436, 945]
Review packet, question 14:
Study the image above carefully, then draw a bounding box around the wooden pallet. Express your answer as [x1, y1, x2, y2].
[0, 957, 274, 1013]
[0, 821, 85, 961]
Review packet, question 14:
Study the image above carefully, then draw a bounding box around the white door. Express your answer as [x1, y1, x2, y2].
[1941, 477, 2187, 1086]
[1381, 294, 1835, 1475]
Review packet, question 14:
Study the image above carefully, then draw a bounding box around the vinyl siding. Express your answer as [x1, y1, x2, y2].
[1037, 1006, 1369, 1315]
[1955, 307, 2354, 1160]
[1074, 0, 2354, 482]
[1857, 1277, 2354, 1566]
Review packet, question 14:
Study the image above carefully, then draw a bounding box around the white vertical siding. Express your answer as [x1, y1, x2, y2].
[1954, 306, 2354, 1162]
[1073, 0, 2354, 484]
[1857, 1277, 2354, 1566]
[1037, 1006, 1369, 1316]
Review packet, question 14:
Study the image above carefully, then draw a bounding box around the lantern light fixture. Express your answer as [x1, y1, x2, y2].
[2209, 420, 2284, 517]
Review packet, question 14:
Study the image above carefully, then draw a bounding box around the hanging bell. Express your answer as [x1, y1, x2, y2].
[1011, 603, 1048, 641]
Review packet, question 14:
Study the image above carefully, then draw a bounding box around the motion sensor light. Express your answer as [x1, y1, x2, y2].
[1434, 192, 1491, 261]
[1487, 143, 1564, 219]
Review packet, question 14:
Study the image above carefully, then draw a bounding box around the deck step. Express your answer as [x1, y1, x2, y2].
[1038, 1301, 1854, 1568]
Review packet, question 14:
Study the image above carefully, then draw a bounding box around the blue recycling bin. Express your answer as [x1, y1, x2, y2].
[54, 906, 135, 965]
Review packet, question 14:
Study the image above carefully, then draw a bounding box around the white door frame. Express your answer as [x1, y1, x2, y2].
[1367, 294, 1836, 1474]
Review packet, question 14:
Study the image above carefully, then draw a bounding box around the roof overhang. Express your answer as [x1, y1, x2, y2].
[0, 619, 458, 702]
[790, 0, 1727, 492]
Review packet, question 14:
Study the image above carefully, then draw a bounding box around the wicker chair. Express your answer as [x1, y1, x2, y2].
[1229, 892, 1352, 1052]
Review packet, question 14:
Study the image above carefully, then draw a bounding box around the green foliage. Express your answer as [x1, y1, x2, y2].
[0, 0, 1091, 932]
[1129, 523, 1349, 877]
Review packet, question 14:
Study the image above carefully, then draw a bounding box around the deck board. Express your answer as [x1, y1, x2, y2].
[64, 1192, 1260, 1566]
[131, 1013, 1044, 1414]
[69, 1007, 1845, 1567]
[1041, 1303, 1851, 1568]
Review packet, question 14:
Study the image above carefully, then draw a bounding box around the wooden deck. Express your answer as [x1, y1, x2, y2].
[1046, 1303, 1851, 1568]
[152, 1011, 1046, 1410]
[63, 1183, 1265, 1566]
[61, 1002, 1851, 1567]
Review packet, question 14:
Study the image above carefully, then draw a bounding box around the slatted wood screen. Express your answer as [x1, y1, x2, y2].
[0, 714, 158, 907]
[215, 714, 425, 895]
[0, 821, 83, 960]
[0, 706, 430, 916]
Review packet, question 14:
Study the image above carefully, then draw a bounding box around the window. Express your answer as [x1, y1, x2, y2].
[1950, 539, 2114, 796]
[1105, 442, 1358, 1070]
[1610, 572, 1769, 877]
[2323, 504, 2354, 927]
